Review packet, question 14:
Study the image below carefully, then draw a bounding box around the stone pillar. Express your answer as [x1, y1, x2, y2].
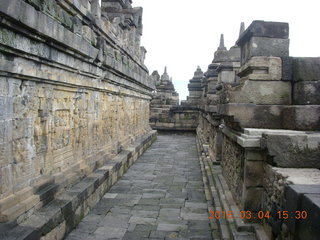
[242, 149, 266, 213]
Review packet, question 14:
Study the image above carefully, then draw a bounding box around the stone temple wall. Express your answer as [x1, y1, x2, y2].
[0, 0, 155, 224]
[188, 21, 320, 239]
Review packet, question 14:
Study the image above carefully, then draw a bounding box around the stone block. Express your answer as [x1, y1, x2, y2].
[242, 187, 263, 212]
[261, 132, 320, 168]
[238, 21, 289, 44]
[245, 150, 265, 161]
[282, 105, 320, 130]
[0, 0, 21, 19]
[244, 161, 263, 187]
[237, 21, 289, 64]
[224, 79, 291, 105]
[218, 70, 238, 84]
[238, 57, 282, 81]
[284, 184, 320, 233]
[298, 194, 320, 240]
[274, 168, 320, 185]
[293, 80, 320, 105]
[19, 1, 38, 30]
[293, 57, 320, 82]
[218, 103, 283, 129]
[281, 56, 293, 81]
[40, 220, 66, 240]
[0, 166, 13, 198]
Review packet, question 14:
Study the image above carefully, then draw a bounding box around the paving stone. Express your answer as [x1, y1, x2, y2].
[157, 223, 188, 231]
[182, 206, 207, 214]
[94, 226, 127, 238]
[150, 230, 180, 239]
[65, 135, 212, 239]
[185, 201, 207, 209]
[108, 206, 132, 214]
[180, 211, 208, 221]
[103, 193, 118, 199]
[123, 230, 150, 239]
[65, 232, 93, 240]
[180, 229, 212, 239]
[130, 210, 159, 218]
[157, 215, 187, 225]
[188, 220, 211, 230]
[142, 193, 166, 199]
[159, 208, 181, 217]
[73, 221, 99, 234]
[139, 198, 161, 205]
[133, 205, 161, 211]
[128, 216, 157, 225]
[98, 214, 130, 228]
[131, 224, 157, 232]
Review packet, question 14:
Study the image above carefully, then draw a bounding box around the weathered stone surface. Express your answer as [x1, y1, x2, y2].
[221, 135, 244, 205]
[238, 57, 282, 81]
[284, 184, 320, 233]
[244, 161, 263, 187]
[242, 187, 263, 212]
[293, 80, 320, 105]
[298, 194, 320, 240]
[0, 0, 155, 224]
[1, 130, 156, 239]
[64, 134, 211, 240]
[223, 79, 291, 105]
[186, 20, 319, 240]
[293, 57, 320, 82]
[282, 105, 320, 130]
[261, 132, 320, 168]
[237, 21, 289, 44]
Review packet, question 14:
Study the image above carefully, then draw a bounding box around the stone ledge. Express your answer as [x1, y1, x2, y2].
[0, 130, 157, 240]
[196, 134, 269, 240]
[0, 0, 152, 89]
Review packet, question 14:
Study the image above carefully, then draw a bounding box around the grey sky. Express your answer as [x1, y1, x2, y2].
[132, 0, 320, 101]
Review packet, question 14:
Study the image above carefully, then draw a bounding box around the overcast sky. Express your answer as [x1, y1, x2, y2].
[132, 0, 320, 101]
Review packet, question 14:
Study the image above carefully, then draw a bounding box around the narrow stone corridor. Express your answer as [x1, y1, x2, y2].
[65, 134, 212, 240]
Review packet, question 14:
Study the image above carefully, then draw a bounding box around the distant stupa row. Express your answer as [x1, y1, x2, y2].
[150, 67, 179, 105]
[182, 22, 245, 107]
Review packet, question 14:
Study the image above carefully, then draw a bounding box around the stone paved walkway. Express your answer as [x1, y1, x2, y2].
[66, 134, 212, 240]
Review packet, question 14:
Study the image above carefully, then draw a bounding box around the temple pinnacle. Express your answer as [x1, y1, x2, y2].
[218, 34, 227, 50]
[164, 66, 167, 74]
[239, 22, 245, 37]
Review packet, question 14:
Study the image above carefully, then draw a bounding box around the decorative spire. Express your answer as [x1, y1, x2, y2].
[218, 34, 227, 50]
[160, 66, 170, 81]
[194, 66, 204, 78]
[239, 22, 245, 37]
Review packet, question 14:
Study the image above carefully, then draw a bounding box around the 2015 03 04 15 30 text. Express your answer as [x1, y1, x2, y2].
[208, 210, 308, 220]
